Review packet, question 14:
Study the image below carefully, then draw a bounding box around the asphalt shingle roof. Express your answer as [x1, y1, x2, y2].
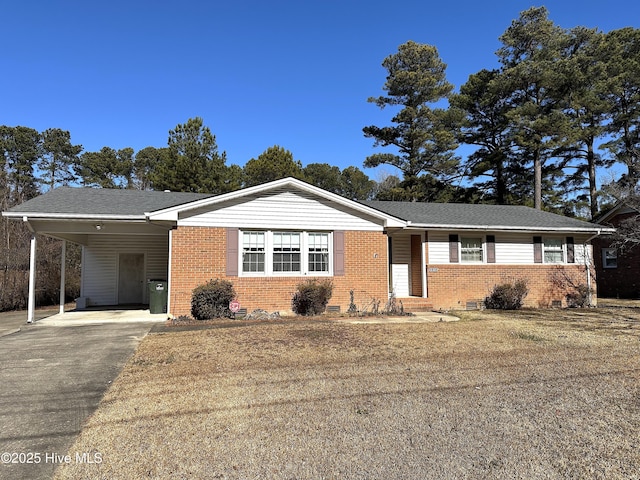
[6, 187, 214, 217]
[364, 201, 605, 231]
[6, 186, 607, 232]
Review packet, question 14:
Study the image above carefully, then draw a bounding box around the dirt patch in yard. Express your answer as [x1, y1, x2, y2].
[55, 309, 640, 479]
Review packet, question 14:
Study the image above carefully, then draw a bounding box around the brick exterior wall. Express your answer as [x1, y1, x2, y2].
[593, 212, 640, 298]
[169, 225, 597, 315]
[169, 226, 389, 317]
[425, 264, 595, 310]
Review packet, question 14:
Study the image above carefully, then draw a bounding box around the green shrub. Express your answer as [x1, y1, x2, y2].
[191, 278, 236, 320]
[484, 279, 529, 310]
[291, 279, 333, 315]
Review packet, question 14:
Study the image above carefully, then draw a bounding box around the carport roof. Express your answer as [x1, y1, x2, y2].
[5, 187, 215, 217]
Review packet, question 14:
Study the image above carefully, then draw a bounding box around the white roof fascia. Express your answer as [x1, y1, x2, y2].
[147, 177, 406, 227]
[2, 212, 147, 221]
[406, 223, 615, 234]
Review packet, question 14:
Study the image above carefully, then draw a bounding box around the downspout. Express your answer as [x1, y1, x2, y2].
[583, 230, 601, 307]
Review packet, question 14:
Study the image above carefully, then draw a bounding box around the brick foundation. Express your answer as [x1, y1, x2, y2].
[169, 227, 389, 317]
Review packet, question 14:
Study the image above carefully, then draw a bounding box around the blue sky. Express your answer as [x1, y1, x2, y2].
[2, 0, 639, 182]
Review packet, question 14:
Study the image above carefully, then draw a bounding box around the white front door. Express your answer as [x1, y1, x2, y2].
[118, 253, 145, 305]
[391, 235, 410, 297]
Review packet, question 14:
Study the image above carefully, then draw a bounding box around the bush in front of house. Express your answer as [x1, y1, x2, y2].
[191, 278, 236, 320]
[484, 279, 529, 310]
[291, 279, 333, 315]
[566, 284, 591, 307]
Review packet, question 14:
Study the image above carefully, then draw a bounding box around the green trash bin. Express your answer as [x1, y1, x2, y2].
[148, 280, 168, 314]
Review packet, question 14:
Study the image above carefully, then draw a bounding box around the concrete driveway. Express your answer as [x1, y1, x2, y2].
[0, 322, 152, 480]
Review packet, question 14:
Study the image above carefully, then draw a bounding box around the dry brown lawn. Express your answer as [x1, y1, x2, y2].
[55, 308, 640, 479]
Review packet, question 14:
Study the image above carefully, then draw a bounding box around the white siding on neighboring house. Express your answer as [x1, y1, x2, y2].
[391, 234, 411, 296]
[178, 190, 384, 231]
[427, 231, 593, 265]
[81, 234, 169, 306]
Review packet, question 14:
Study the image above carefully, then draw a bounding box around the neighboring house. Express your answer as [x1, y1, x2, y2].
[3, 177, 613, 322]
[593, 204, 640, 298]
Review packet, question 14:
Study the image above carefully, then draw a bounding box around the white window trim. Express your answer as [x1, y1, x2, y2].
[543, 237, 565, 264]
[459, 235, 485, 264]
[602, 247, 618, 269]
[240, 230, 333, 277]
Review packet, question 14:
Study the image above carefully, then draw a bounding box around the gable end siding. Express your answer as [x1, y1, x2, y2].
[178, 190, 384, 231]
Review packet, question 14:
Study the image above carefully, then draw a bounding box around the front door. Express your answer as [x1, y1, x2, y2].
[390, 235, 410, 297]
[118, 253, 145, 305]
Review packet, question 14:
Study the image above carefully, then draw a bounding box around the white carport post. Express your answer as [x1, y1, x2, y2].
[59, 240, 66, 314]
[27, 233, 37, 323]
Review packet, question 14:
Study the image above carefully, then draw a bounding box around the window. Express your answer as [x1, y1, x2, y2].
[241, 231, 331, 275]
[242, 231, 265, 272]
[308, 233, 329, 272]
[602, 248, 617, 268]
[273, 232, 301, 272]
[461, 237, 483, 262]
[544, 238, 564, 263]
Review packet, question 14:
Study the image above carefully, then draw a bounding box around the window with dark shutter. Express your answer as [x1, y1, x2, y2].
[226, 228, 239, 276]
[533, 236, 543, 263]
[566, 237, 575, 263]
[333, 231, 345, 276]
[449, 234, 459, 263]
[486, 235, 496, 263]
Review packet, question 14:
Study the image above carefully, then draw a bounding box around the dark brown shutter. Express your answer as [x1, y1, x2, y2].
[333, 231, 345, 276]
[226, 228, 239, 276]
[486, 235, 496, 263]
[533, 236, 543, 264]
[566, 237, 575, 263]
[449, 234, 459, 263]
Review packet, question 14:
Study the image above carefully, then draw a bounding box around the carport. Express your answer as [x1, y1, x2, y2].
[2, 187, 213, 323]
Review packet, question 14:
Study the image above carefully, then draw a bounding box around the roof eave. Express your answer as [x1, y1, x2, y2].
[2, 212, 148, 222]
[407, 223, 614, 234]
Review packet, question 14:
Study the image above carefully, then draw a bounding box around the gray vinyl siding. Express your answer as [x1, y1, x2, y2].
[81, 234, 168, 306]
